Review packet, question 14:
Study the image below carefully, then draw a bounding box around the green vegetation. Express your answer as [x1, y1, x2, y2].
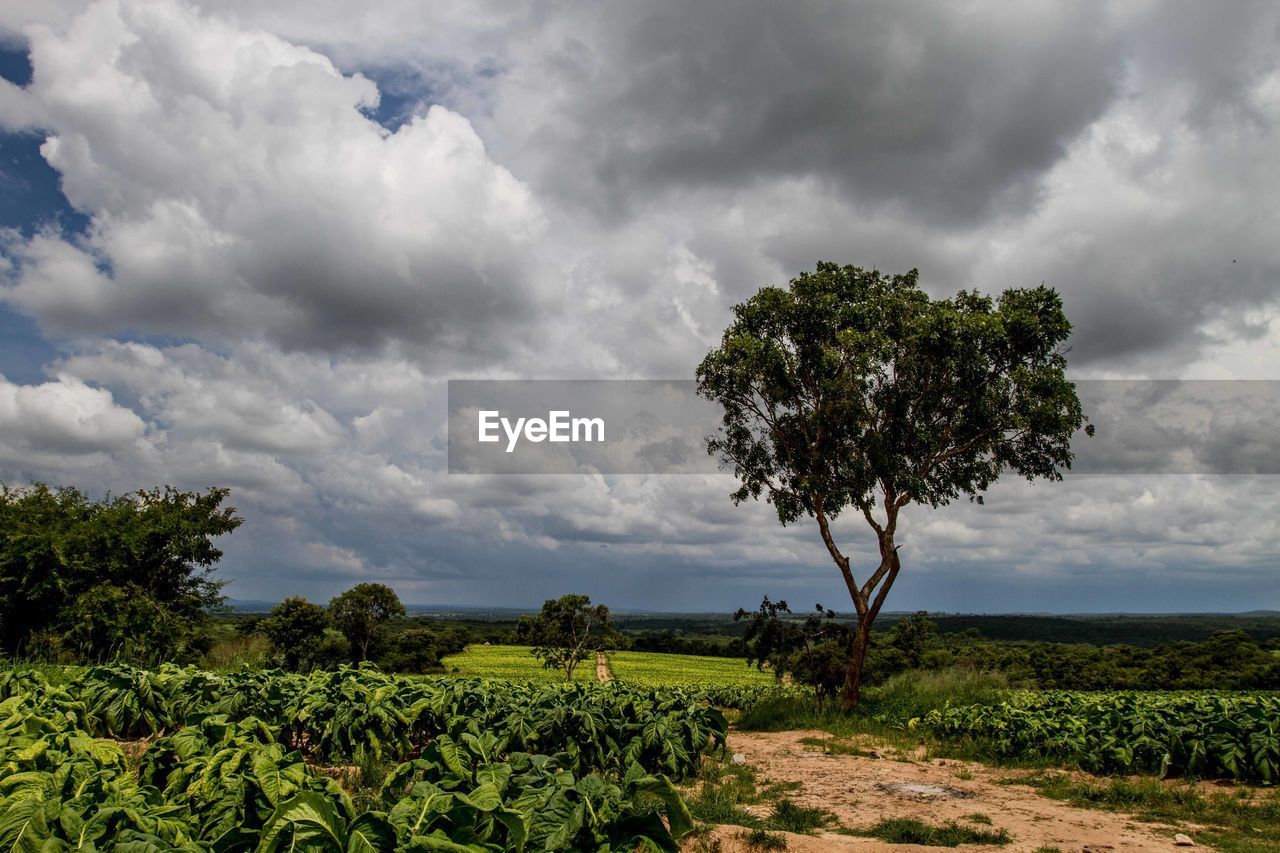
[767, 799, 833, 833]
[736, 669, 1280, 784]
[0, 663, 727, 850]
[743, 828, 788, 848]
[1017, 771, 1280, 853]
[697, 263, 1089, 706]
[609, 650, 777, 689]
[0, 482, 241, 664]
[329, 582, 406, 661]
[685, 754, 836, 837]
[849, 817, 1011, 846]
[737, 668, 1009, 735]
[516, 593, 616, 679]
[921, 690, 1280, 783]
[441, 644, 598, 681]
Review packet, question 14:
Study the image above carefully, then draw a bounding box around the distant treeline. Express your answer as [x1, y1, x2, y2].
[608, 610, 1280, 648]
[212, 610, 1280, 690]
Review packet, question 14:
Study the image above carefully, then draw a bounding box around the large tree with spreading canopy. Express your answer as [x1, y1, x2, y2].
[697, 262, 1091, 707]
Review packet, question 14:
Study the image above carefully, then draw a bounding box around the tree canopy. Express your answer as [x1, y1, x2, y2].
[517, 594, 615, 680]
[261, 596, 330, 671]
[698, 262, 1090, 706]
[0, 483, 242, 663]
[329, 583, 406, 661]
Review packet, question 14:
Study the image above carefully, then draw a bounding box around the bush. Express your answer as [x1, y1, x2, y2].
[860, 667, 1008, 724]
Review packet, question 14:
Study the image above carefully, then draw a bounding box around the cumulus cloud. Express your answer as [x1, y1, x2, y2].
[0, 371, 145, 457]
[1, 0, 548, 359]
[0, 0, 1278, 609]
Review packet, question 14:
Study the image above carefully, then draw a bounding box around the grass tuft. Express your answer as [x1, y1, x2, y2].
[852, 817, 1011, 846]
[766, 798, 833, 833]
[1021, 772, 1280, 853]
[743, 828, 787, 849]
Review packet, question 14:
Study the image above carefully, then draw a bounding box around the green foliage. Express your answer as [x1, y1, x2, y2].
[0, 664, 727, 850]
[696, 263, 1089, 524]
[734, 597, 850, 703]
[767, 799, 833, 833]
[517, 594, 616, 680]
[743, 828, 787, 849]
[606, 651, 777, 690]
[330, 584, 406, 662]
[440, 644, 598, 682]
[1020, 771, 1280, 853]
[261, 596, 331, 670]
[861, 667, 1008, 723]
[921, 690, 1280, 784]
[853, 817, 1012, 846]
[0, 483, 242, 663]
[697, 263, 1089, 704]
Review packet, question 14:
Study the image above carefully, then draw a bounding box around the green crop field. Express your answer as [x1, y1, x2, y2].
[0, 663, 722, 850]
[921, 689, 1280, 783]
[439, 643, 597, 681]
[608, 650, 778, 688]
[439, 645, 778, 689]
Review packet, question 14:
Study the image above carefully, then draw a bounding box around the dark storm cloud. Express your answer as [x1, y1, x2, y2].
[1, 0, 1279, 612]
[489, 1, 1124, 226]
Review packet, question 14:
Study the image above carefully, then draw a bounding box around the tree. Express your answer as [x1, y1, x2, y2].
[697, 263, 1091, 708]
[329, 583, 406, 661]
[517, 594, 615, 680]
[735, 597, 851, 704]
[0, 482, 242, 662]
[261, 596, 330, 671]
[886, 611, 939, 669]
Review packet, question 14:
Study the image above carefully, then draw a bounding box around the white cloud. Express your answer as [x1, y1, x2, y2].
[0, 0, 1278, 610]
[0, 371, 145, 454]
[1, 0, 548, 360]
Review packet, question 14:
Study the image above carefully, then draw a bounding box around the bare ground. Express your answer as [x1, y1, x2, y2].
[685, 729, 1205, 853]
[596, 652, 613, 682]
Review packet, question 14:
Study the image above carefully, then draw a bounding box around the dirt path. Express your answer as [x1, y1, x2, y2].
[689, 729, 1202, 853]
[596, 652, 613, 682]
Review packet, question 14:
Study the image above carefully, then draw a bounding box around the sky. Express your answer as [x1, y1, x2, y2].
[0, 0, 1278, 613]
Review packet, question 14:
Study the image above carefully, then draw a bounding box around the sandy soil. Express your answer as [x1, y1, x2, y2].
[685, 729, 1204, 853]
[596, 652, 613, 682]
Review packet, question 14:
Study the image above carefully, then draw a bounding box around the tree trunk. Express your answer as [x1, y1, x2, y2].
[841, 616, 873, 709]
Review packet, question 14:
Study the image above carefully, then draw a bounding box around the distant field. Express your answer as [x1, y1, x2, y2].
[439, 644, 597, 681]
[607, 650, 777, 688]
[440, 644, 778, 687]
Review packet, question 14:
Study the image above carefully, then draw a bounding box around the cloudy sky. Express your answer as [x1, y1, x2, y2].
[1, 0, 1278, 612]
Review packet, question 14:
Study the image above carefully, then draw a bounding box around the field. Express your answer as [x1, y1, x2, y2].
[0, 663, 726, 850]
[920, 689, 1280, 783]
[3, 655, 1278, 850]
[439, 643, 598, 681]
[608, 650, 778, 688]
[440, 644, 779, 689]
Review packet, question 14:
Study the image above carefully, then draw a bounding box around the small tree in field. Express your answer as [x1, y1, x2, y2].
[518, 594, 615, 680]
[262, 596, 329, 671]
[329, 583, 406, 661]
[736, 597, 851, 705]
[698, 262, 1091, 708]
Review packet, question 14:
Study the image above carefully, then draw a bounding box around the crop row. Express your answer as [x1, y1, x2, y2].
[0, 664, 731, 850]
[919, 690, 1280, 784]
[439, 645, 598, 682]
[605, 652, 777, 690]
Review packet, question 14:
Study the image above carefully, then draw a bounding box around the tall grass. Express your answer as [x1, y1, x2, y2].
[737, 667, 1008, 732]
[200, 634, 273, 671]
